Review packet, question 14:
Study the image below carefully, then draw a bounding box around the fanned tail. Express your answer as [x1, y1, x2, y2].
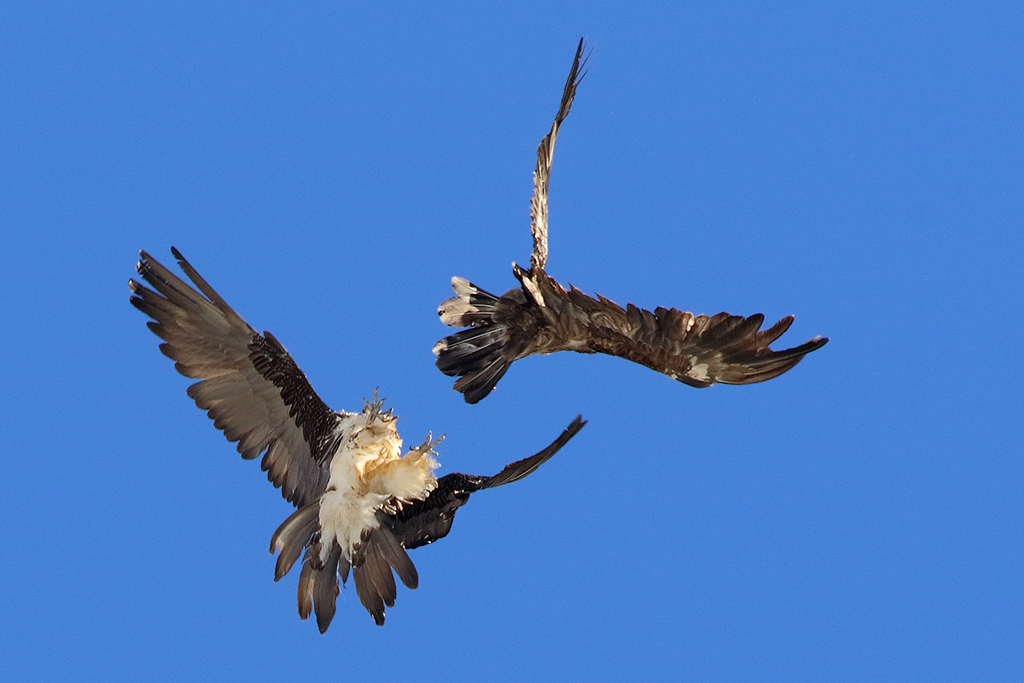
[290, 523, 419, 630]
[434, 278, 512, 404]
[350, 525, 419, 626]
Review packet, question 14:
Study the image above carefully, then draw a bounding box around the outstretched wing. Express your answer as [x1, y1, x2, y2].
[480, 415, 586, 488]
[380, 416, 587, 550]
[549, 281, 829, 387]
[129, 248, 343, 508]
[529, 38, 588, 272]
[434, 272, 827, 401]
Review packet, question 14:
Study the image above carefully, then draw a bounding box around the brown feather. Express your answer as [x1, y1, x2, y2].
[269, 503, 320, 582]
[130, 249, 339, 507]
[373, 521, 419, 589]
[363, 539, 397, 609]
[436, 269, 828, 401]
[529, 39, 588, 272]
[352, 557, 386, 626]
[428, 36, 827, 403]
[312, 545, 341, 633]
[296, 553, 314, 621]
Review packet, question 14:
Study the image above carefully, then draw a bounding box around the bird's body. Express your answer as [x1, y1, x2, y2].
[434, 39, 828, 403]
[307, 404, 437, 568]
[131, 248, 584, 630]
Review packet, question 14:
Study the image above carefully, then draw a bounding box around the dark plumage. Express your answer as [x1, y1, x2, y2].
[382, 417, 584, 551]
[434, 39, 828, 403]
[131, 247, 586, 630]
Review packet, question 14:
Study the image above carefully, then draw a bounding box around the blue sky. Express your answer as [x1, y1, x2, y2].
[4, 2, 1022, 681]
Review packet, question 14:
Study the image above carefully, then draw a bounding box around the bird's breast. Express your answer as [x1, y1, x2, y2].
[319, 430, 437, 561]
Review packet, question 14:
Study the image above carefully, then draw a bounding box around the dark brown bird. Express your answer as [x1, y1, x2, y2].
[434, 39, 828, 404]
[130, 247, 586, 630]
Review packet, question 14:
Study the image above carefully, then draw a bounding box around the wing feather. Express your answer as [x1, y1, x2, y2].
[434, 37, 827, 403]
[380, 417, 586, 550]
[130, 249, 342, 507]
[570, 295, 828, 386]
[529, 38, 588, 272]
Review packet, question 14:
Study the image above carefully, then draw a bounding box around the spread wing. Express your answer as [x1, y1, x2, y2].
[129, 248, 343, 508]
[551, 282, 830, 387]
[435, 37, 827, 403]
[529, 38, 588, 272]
[380, 416, 586, 550]
[434, 273, 828, 402]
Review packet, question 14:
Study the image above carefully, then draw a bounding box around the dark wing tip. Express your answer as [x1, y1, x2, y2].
[775, 334, 829, 358]
[481, 415, 586, 489]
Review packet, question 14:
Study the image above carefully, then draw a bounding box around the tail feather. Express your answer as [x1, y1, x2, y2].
[295, 544, 343, 634]
[297, 551, 315, 621]
[363, 541, 397, 608]
[342, 526, 422, 627]
[283, 514, 425, 629]
[435, 279, 513, 404]
[438, 277, 501, 327]
[312, 545, 341, 633]
[434, 326, 506, 375]
[373, 514, 419, 589]
[269, 503, 319, 581]
[352, 555, 385, 626]
[453, 356, 511, 404]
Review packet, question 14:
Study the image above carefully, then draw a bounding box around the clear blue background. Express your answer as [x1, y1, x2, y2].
[4, 2, 1022, 681]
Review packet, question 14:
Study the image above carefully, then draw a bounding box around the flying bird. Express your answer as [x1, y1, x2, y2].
[434, 39, 829, 403]
[130, 248, 586, 631]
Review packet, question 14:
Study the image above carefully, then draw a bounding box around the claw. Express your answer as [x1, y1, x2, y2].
[409, 432, 445, 457]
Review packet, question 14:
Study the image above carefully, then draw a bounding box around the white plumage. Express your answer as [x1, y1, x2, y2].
[319, 406, 438, 563]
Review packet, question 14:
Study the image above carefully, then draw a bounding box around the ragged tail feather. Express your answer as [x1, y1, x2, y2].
[296, 545, 341, 634]
[291, 523, 418, 630]
[274, 507, 349, 632]
[434, 278, 512, 404]
[350, 526, 419, 626]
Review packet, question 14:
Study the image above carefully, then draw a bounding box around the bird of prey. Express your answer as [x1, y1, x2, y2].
[434, 39, 828, 404]
[130, 248, 586, 631]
